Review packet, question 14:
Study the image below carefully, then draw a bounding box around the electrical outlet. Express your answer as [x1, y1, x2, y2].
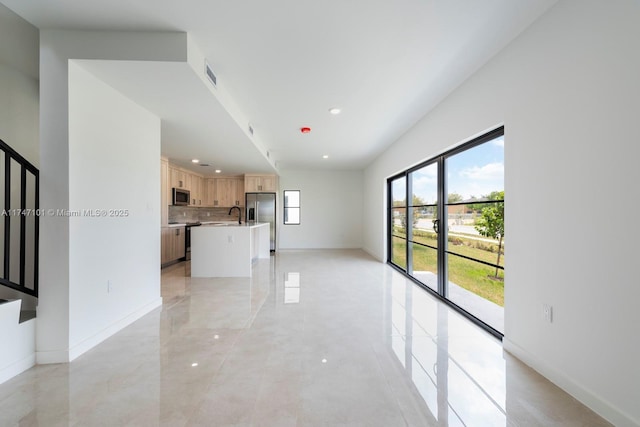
[183, 212, 186, 217]
[542, 304, 553, 323]
[228, 235, 234, 243]
[107, 280, 112, 294]
[207, 212, 210, 217]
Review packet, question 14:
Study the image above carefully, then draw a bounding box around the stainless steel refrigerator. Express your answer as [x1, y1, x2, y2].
[245, 192, 276, 251]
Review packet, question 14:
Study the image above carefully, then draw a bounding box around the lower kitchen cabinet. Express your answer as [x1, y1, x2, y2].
[161, 226, 185, 265]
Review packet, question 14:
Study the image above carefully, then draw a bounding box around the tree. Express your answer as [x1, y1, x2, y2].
[470, 191, 504, 213]
[399, 195, 426, 232]
[447, 192, 463, 203]
[474, 190, 504, 278]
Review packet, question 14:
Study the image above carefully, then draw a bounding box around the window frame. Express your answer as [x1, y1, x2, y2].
[387, 126, 504, 338]
[283, 190, 301, 225]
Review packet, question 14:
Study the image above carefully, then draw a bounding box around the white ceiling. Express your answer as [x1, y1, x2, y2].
[2, 0, 558, 175]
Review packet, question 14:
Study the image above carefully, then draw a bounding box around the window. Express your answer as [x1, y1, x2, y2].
[387, 127, 504, 336]
[283, 190, 300, 225]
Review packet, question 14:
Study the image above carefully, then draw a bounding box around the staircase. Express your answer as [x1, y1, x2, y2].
[0, 138, 39, 383]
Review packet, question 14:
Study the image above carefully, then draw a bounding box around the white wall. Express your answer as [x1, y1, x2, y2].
[67, 61, 161, 358]
[279, 170, 363, 249]
[0, 66, 39, 166]
[363, 0, 640, 425]
[0, 3, 39, 167]
[38, 30, 187, 363]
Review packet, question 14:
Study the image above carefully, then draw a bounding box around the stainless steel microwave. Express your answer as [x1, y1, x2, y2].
[172, 188, 190, 206]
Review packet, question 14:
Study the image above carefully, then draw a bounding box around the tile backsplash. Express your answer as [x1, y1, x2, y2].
[168, 206, 244, 223]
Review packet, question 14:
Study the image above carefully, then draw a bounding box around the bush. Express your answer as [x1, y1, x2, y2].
[448, 236, 463, 245]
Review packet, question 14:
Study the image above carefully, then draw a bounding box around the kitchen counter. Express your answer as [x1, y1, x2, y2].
[200, 221, 261, 227]
[166, 221, 243, 227]
[190, 222, 270, 277]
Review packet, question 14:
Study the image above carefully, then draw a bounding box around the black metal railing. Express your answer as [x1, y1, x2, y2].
[0, 138, 39, 297]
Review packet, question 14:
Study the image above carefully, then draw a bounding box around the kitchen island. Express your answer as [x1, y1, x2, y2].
[190, 222, 270, 277]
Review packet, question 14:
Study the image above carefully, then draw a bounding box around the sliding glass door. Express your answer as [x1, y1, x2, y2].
[408, 162, 439, 292]
[390, 177, 407, 269]
[387, 127, 505, 335]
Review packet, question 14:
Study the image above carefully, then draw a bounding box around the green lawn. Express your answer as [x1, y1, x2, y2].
[391, 231, 504, 306]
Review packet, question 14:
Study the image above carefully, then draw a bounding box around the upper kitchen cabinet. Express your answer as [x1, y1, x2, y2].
[215, 178, 235, 207]
[190, 174, 204, 206]
[206, 176, 244, 207]
[244, 174, 278, 193]
[169, 166, 187, 189]
[235, 177, 245, 206]
[167, 162, 205, 206]
[217, 177, 245, 207]
[165, 161, 247, 207]
[204, 178, 216, 206]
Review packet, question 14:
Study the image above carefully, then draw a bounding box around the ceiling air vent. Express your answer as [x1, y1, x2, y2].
[205, 60, 217, 88]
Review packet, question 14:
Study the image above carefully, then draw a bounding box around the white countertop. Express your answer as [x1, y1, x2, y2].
[166, 221, 246, 228]
[167, 221, 267, 228]
[199, 221, 266, 228]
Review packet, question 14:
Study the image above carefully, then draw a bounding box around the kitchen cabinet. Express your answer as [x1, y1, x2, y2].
[204, 178, 216, 206]
[168, 163, 205, 206]
[183, 173, 192, 192]
[165, 162, 245, 207]
[161, 158, 169, 226]
[235, 177, 245, 206]
[190, 175, 204, 206]
[215, 178, 240, 207]
[170, 166, 187, 189]
[161, 228, 171, 264]
[244, 174, 277, 193]
[204, 177, 244, 207]
[161, 226, 185, 265]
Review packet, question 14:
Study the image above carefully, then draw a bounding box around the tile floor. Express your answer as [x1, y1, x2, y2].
[0, 249, 610, 426]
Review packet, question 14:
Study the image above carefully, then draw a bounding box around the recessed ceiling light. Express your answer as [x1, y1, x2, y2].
[192, 159, 199, 163]
[323, 155, 329, 159]
[215, 169, 221, 174]
[329, 107, 341, 115]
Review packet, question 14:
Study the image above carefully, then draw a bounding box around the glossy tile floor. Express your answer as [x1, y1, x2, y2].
[0, 250, 610, 426]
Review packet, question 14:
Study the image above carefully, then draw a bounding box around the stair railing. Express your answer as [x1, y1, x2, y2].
[0, 138, 39, 297]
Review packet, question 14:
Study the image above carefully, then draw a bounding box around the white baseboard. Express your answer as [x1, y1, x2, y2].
[36, 348, 71, 365]
[36, 297, 163, 364]
[361, 245, 384, 262]
[0, 300, 36, 384]
[503, 337, 639, 427]
[0, 352, 36, 385]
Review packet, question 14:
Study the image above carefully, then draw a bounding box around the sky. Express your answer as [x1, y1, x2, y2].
[393, 135, 504, 205]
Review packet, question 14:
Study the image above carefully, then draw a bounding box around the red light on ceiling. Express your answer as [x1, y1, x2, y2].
[300, 127, 311, 134]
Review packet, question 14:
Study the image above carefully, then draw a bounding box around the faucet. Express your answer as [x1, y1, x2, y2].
[228, 206, 242, 224]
